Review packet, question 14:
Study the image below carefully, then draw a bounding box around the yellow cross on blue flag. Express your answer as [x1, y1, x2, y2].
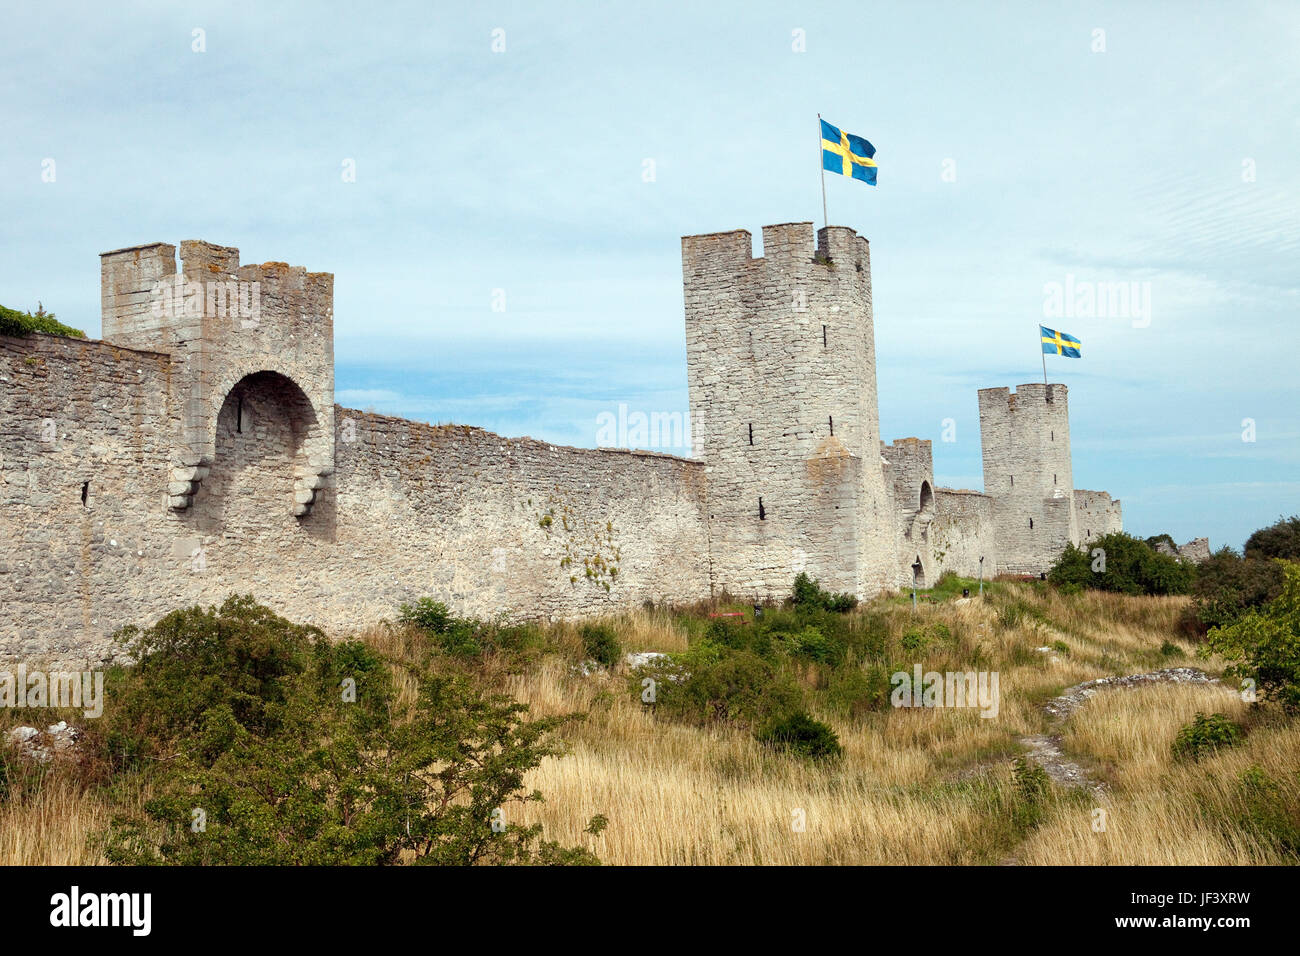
[820, 118, 877, 186]
[1040, 326, 1082, 358]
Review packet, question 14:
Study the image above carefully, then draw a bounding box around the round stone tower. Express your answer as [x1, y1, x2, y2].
[682, 222, 897, 600]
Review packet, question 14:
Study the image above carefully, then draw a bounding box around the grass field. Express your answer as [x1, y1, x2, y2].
[2, 580, 1296, 865]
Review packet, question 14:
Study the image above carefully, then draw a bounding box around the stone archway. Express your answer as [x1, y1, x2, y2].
[918, 480, 934, 516]
[190, 371, 326, 533]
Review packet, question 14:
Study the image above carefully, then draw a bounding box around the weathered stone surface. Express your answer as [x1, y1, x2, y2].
[1177, 537, 1211, 563]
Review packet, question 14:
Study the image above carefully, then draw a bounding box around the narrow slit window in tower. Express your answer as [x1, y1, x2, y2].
[822, 325, 827, 347]
[748, 423, 753, 446]
[758, 497, 766, 521]
[80, 481, 88, 507]
[1029, 518, 1034, 529]
[829, 415, 834, 436]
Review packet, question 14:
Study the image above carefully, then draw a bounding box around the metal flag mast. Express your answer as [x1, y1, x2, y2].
[817, 113, 829, 230]
[1041, 325, 1049, 385]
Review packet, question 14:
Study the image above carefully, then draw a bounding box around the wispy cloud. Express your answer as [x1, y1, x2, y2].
[1, 0, 1296, 550]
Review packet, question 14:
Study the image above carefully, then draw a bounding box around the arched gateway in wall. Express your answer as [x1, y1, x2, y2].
[191, 371, 326, 532]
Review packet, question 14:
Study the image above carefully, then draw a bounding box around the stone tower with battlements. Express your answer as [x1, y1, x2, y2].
[99, 241, 335, 519]
[682, 222, 898, 600]
[977, 383, 1078, 574]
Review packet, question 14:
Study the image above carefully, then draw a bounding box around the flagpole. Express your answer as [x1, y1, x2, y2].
[817, 113, 828, 230]
[1041, 326, 1048, 385]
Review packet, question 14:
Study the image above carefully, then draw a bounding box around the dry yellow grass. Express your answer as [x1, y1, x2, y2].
[0, 773, 112, 865]
[1020, 710, 1299, 865]
[3, 584, 1295, 866]
[498, 587, 1294, 865]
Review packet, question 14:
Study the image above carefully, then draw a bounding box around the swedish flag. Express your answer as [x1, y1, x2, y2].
[820, 119, 877, 186]
[1040, 326, 1082, 358]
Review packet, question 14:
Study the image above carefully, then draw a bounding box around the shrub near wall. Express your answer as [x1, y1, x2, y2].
[99, 596, 598, 865]
[1048, 532, 1193, 596]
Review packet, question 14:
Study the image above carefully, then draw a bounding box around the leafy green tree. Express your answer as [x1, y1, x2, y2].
[1192, 547, 1284, 632]
[1048, 533, 1192, 596]
[1244, 516, 1300, 562]
[1204, 562, 1300, 714]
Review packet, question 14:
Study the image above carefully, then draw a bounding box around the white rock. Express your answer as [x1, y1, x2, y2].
[624, 651, 670, 668]
[6, 726, 39, 744]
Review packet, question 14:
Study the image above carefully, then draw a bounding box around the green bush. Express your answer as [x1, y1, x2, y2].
[1013, 756, 1050, 802]
[1048, 533, 1193, 596]
[399, 596, 453, 633]
[1204, 561, 1300, 714]
[1012, 756, 1051, 828]
[0, 302, 84, 338]
[791, 572, 858, 613]
[755, 711, 842, 759]
[1193, 548, 1285, 632]
[1171, 712, 1242, 761]
[101, 595, 597, 865]
[825, 664, 892, 718]
[580, 623, 621, 668]
[899, 627, 928, 654]
[645, 644, 801, 728]
[398, 598, 485, 657]
[790, 625, 844, 666]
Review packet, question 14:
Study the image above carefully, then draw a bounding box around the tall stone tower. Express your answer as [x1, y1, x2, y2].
[99, 240, 335, 519]
[682, 223, 897, 600]
[977, 383, 1077, 574]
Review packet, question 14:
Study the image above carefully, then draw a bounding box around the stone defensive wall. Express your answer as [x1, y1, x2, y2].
[0, 330, 710, 668]
[1074, 489, 1124, 544]
[930, 488, 1000, 582]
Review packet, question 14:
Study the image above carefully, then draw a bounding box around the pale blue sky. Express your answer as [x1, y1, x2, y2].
[2, 1, 1297, 550]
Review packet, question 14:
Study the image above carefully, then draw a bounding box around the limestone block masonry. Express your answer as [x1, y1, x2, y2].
[1, 225, 1122, 666]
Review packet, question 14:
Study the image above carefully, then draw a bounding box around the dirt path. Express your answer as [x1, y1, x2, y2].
[1016, 666, 1220, 793]
[997, 666, 1221, 865]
